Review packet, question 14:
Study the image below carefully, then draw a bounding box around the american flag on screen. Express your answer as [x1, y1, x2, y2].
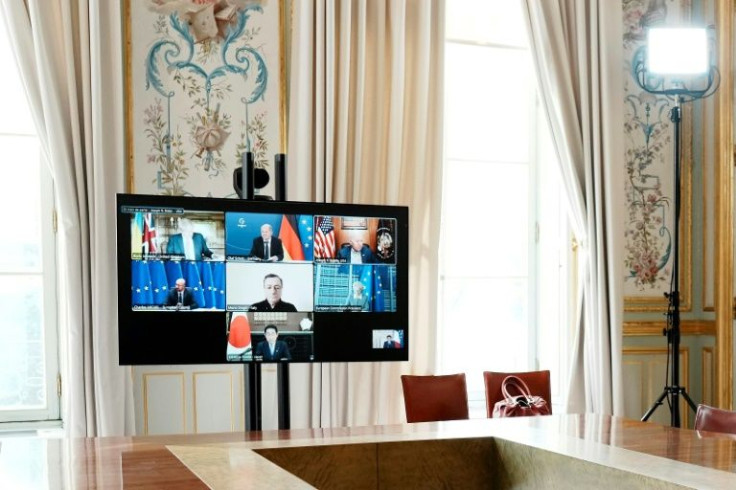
[314, 216, 336, 258]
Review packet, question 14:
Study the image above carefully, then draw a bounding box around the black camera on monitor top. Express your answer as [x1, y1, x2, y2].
[233, 152, 287, 201]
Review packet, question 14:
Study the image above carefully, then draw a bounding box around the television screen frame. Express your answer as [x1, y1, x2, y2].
[116, 193, 409, 365]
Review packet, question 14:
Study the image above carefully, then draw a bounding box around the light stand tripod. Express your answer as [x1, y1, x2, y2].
[632, 27, 719, 428]
[640, 98, 697, 427]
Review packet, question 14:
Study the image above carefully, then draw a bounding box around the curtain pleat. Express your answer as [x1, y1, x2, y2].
[287, 0, 444, 427]
[1, 0, 134, 436]
[522, 0, 624, 415]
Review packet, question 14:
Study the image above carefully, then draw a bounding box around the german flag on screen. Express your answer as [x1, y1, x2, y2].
[280, 214, 305, 261]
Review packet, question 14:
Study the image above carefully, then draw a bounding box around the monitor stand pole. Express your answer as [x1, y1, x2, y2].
[277, 363, 291, 429]
[244, 363, 262, 431]
[243, 362, 291, 431]
[242, 153, 291, 431]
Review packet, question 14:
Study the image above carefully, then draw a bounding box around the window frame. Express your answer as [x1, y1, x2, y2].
[439, 22, 571, 416]
[0, 155, 59, 424]
[0, 4, 60, 423]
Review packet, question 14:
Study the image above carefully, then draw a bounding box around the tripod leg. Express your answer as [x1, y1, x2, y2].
[642, 389, 669, 422]
[680, 388, 698, 413]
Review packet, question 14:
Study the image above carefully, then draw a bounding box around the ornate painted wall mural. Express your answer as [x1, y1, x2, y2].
[622, 0, 692, 310]
[125, 0, 284, 198]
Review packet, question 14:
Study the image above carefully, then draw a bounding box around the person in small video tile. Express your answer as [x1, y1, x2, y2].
[166, 218, 213, 260]
[249, 223, 284, 262]
[165, 278, 198, 310]
[249, 273, 298, 312]
[254, 325, 292, 361]
[337, 235, 375, 264]
[383, 335, 399, 349]
[344, 281, 370, 311]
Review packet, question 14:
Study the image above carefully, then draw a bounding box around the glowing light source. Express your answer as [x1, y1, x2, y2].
[647, 27, 708, 75]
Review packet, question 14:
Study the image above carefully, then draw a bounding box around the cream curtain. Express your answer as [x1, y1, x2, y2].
[1, 0, 134, 436]
[287, 0, 445, 426]
[522, 0, 624, 415]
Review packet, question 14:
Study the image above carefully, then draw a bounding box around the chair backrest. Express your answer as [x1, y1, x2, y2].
[400, 374, 469, 423]
[483, 370, 552, 418]
[694, 404, 736, 434]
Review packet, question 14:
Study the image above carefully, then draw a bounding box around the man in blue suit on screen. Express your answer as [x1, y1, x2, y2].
[165, 278, 198, 310]
[254, 325, 292, 361]
[166, 218, 213, 260]
[337, 235, 374, 264]
[249, 223, 284, 261]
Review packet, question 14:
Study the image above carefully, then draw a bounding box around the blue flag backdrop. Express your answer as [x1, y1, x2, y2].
[131, 259, 226, 309]
[131, 260, 153, 305]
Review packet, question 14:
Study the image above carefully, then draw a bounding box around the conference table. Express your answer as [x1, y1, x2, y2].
[2, 414, 736, 488]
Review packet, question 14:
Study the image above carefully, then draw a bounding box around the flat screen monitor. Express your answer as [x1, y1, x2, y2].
[117, 193, 409, 365]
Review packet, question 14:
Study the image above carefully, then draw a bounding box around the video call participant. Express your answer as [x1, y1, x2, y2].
[166, 218, 213, 260]
[337, 235, 374, 264]
[249, 273, 298, 312]
[344, 281, 370, 311]
[383, 335, 399, 349]
[249, 223, 284, 261]
[254, 325, 292, 361]
[166, 278, 198, 310]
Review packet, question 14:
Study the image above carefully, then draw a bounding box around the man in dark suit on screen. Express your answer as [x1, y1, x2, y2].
[165, 278, 198, 310]
[337, 235, 374, 264]
[254, 325, 292, 361]
[249, 273, 298, 312]
[166, 218, 213, 260]
[383, 335, 397, 349]
[249, 223, 284, 261]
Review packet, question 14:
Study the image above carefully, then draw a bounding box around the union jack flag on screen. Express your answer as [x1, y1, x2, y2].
[314, 216, 336, 258]
[142, 213, 158, 255]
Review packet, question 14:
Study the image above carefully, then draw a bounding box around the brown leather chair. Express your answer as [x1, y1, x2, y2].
[483, 370, 552, 418]
[400, 374, 469, 423]
[694, 404, 736, 434]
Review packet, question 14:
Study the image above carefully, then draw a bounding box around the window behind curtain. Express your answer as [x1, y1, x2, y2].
[0, 11, 59, 424]
[440, 0, 569, 415]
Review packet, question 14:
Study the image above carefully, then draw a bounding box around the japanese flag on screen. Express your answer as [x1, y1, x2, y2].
[227, 313, 252, 358]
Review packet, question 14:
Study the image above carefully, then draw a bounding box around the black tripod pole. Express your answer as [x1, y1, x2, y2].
[641, 98, 698, 427]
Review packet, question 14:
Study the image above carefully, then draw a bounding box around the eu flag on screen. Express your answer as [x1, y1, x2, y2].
[198, 261, 216, 308]
[132, 260, 153, 305]
[358, 265, 373, 312]
[298, 215, 314, 261]
[148, 259, 168, 305]
[212, 261, 226, 309]
[183, 261, 205, 307]
[165, 260, 184, 287]
[373, 266, 387, 312]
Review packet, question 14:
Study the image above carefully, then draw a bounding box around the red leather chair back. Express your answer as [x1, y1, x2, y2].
[400, 374, 469, 423]
[694, 404, 736, 434]
[483, 370, 552, 418]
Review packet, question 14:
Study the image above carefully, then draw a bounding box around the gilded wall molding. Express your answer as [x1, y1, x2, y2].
[702, 347, 714, 406]
[714, 0, 733, 409]
[192, 371, 235, 434]
[143, 372, 186, 435]
[622, 345, 691, 428]
[623, 320, 715, 337]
